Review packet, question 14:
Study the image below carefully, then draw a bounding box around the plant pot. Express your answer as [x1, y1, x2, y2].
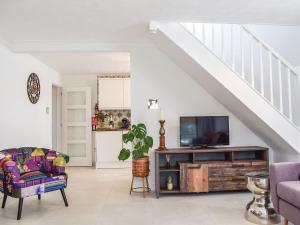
[132, 156, 149, 177]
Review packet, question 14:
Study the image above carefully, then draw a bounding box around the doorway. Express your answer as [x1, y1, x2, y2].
[52, 85, 62, 151]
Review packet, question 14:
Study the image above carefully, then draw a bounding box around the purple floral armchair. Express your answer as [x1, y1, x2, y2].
[0, 147, 69, 220]
[270, 162, 300, 225]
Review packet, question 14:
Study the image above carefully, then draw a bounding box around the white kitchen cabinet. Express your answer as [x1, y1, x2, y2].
[123, 78, 131, 109]
[95, 131, 131, 168]
[98, 78, 124, 109]
[98, 78, 131, 109]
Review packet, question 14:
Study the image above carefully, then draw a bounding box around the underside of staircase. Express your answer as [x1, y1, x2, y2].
[150, 22, 300, 161]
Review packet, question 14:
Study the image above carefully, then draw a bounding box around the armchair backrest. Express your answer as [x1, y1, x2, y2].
[270, 162, 300, 212]
[0, 147, 69, 178]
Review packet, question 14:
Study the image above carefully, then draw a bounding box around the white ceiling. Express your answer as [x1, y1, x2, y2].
[32, 52, 130, 74]
[0, 0, 300, 43]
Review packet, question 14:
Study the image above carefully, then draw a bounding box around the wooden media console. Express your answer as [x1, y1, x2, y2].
[155, 146, 268, 198]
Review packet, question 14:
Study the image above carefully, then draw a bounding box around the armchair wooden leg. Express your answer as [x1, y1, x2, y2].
[284, 218, 288, 225]
[2, 194, 7, 208]
[38, 194, 41, 200]
[17, 198, 23, 220]
[60, 189, 68, 207]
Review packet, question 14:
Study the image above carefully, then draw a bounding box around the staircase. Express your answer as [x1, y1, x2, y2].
[150, 22, 300, 159]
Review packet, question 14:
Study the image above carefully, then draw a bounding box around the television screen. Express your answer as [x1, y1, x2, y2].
[180, 116, 229, 147]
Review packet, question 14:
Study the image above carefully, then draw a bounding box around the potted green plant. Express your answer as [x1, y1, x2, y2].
[118, 123, 153, 177]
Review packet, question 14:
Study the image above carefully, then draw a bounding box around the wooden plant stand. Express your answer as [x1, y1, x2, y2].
[129, 176, 151, 198]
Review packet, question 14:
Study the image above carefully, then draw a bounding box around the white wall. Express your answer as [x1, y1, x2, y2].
[0, 43, 61, 149]
[130, 44, 272, 189]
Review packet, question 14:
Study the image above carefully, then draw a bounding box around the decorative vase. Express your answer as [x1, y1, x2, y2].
[132, 156, 149, 177]
[167, 182, 173, 191]
[166, 176, 173, 191]
[165, 154, 171, 169]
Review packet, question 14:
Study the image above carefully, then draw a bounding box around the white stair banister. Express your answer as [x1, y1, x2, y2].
[181, 22, 299, 127]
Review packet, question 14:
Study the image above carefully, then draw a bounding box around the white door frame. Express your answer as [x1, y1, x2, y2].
[52, 85, 62, 151]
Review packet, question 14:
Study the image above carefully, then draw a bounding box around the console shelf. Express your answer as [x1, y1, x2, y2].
[155, 146, 268, 198]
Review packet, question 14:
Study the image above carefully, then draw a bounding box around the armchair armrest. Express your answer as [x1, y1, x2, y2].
[53, 152, 69, 174]
[1, 159, 20, 178]
[270, 162, 300, 212]
[57, 152, 69, 164]
[0, 159, 21, 193]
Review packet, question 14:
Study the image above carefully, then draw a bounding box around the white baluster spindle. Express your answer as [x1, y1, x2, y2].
[221, 24, 224, 59]
[269, 52, 274, 104]
[259, 43, 264, 96]
[202, 23, 206, 45]
[278, 60, 283, 113]
[240, 27, 245, 79]
[231, 24, 235, 70]
[250, 38, 255, 88]
[192, 23, 196, 36]
[287, 69, 293, 121]
[211, 24, 215, 52]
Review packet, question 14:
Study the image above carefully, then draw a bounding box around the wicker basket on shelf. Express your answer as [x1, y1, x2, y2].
[132, 156, 149, 177]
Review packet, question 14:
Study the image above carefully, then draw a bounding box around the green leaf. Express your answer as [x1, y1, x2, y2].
[134, 123, 146, 139]
[122, 132, 134, 143]
[132, 149, 143, 159]
[144, 136, 153, 148]
[118, 148, 131, 161]
[141, 144, 150, 154]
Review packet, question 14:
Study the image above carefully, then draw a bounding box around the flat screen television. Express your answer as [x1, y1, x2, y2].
[180, 116, 229, 147]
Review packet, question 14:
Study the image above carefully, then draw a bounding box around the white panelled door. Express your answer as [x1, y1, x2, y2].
[62, 87, 92, 166]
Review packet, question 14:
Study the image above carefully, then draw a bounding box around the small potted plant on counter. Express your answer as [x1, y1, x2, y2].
[118, 123, 153, 178]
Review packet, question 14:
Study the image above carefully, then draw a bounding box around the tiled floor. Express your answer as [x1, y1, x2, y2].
[0, 167, 262, 225]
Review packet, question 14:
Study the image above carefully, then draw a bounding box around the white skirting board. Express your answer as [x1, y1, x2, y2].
[96, 161, 132, 169]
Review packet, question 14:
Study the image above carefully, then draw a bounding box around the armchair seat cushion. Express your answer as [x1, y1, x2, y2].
[277, 181, 300, 209]
[10, 172, 67, 198]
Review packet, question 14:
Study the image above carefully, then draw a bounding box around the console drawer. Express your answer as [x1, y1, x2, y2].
[209, 181, 247, 191]
[209, 166, 267, 178]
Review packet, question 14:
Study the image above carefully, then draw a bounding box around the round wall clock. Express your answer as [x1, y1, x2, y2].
[27, 73, 40, 104]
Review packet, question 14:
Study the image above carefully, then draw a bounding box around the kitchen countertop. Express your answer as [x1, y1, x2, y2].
[94, 128, 130, 132]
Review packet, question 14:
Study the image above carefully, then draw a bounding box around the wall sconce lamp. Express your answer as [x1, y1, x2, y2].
[148, 99, 159, 109]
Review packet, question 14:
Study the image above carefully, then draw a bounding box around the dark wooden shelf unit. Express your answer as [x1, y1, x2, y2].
[155, 146, 268, 198]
